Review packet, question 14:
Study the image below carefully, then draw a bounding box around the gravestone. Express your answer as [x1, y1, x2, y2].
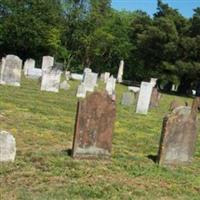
[60, 80, 70, 91]
[76, 84, 86, 98]
[71, 73, 83, 81]
[27, 68, 42, 79]
[106, 76, 116, 95]
[150, 87, 161, 108]
[0, 131, 16, 162]
[84, 68, 92, 74]
[83, 72, 98, 92]
[65, 71, 71, 80]
[0, 55, 22, 86]
[72, 92, 116, 158]
[42, 56, 54, 71]
[136, 82, 153, 114]
[150, 78, 157, 87]
[41, 69, 62, 93]
[121, 92, 135, 106]
[24, 59, 35, 76]
[117, 60, 124, 83]
[101, 72, 110, 83]
[157, 98, 199, 166]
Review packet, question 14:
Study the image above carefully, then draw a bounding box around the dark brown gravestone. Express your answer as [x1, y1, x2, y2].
[72, 91, 116, 159]
[150, 87, 161, 108]
[157, 98, 199, 166]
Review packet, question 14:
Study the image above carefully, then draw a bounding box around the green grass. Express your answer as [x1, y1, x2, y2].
[0, 76, 200, 200]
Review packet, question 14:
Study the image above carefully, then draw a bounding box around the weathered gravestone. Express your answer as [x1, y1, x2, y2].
[106, 76, 116, 95]
[76, 83, 86, 98]
[65, 71, 71, 81]
[24, 59, 35, 76]
[157, 98, 200, 166]
[83, 72, 98, 92]
[72, 92, 116, 158]
[117, 60, 124, 83]
[0, 131, 16, 162]
[41, 69, 62, 93]
[27, 68, 42, 79]
[150, 87, 161, 108]
[101, 72, 110, 83]
[150, 78, 157, 87]
[71, 73, 83, 81]
[136, 82, 153, 114]
[42, 56, 54, 71]
[121, 92, 135, 106]
[0, 55, 22, 86]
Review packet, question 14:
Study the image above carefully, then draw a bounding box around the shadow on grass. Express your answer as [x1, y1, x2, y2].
[61, 149, 72, 157]
[147, 154, 158, 163]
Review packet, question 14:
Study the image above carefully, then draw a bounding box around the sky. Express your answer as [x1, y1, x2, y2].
[111, 0, 200, 18]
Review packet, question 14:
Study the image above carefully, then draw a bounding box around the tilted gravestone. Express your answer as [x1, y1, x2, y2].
[150, 87, 161, 108]
[41, 69, 62, 93]
[121, 92, 135, 106]
[136, 82, 153, 114]
[72, 92, 116, 159]
[83, 72, 98, 92]
[24, 58, 35, 76]
[0, 55, 22, 86]
[42, 56, 54, 71]
[157, 98, 200, 166]
[0, 131, 16, 162]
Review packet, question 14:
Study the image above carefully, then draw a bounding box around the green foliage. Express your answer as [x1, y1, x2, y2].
[0, 0, 200, 93]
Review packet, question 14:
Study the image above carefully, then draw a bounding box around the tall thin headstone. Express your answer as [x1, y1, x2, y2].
[136, 82, 153, 114]
[117, 60, 124, 83]
[72, 92, 116, 159]
[106, 76, 116, 95]
[0, 55, 22, 87]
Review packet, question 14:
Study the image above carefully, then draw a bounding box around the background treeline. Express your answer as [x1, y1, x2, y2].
[0, 0, 200, 93]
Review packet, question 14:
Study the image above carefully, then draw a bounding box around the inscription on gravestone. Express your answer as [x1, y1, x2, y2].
[72, 92, 116, 158]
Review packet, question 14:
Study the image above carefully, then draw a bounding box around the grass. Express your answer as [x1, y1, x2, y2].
[0, 76, 200, 200]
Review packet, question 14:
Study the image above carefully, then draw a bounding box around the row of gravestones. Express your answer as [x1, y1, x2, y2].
[1, 92, 199, 167]
[0, 55, 70, 92]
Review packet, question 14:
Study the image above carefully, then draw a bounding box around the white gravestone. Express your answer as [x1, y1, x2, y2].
[76, 84, 86, 98]
[24, 59, 35, 76]
[0, 131, 16, 162]
[83, 72, 98, 92]
[136, 82, 153, 114]
[65, 71, 71, 80]
[42, 56, 54, 71]
[41, 69, 62, 93]
[150, 78, 157, 87]
[106, 76, 116, 95]
[27, 68, 42, 79]
[104, 72, 110, 83]
[117, 60, 124, 83]
[0, 55, 22, 86]
[128, 86, 140, 93]
[71, 73, 83, 81]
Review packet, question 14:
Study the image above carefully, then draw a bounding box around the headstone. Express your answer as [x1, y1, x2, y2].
[121, 92, 135, 106]
[83, 72, 98, 92]
[65, 71, 71, 81]
[41, 69, 62, 93]
[150, 78, 157, 87]
[101, 72, 110, 83]
[106, 76, 116, 95]
[60, 80, 70, 91]
[158, 99, 199, 166]
[136, 82, 153, 114]
[42, 56, 54, 71]
[76, 84, 86, 98]
[117, 60, 124, 83]
[84, 68, 92, 74]
[27, 68, 42, 79]
[128, 86, 140, 93]
[0, 131, 16, 162]
[0, 55, 22, 86]
[24, 59, 35, 76]
[71, 73, 83, 81]
[72, 92, 116, 158]
[171, 84, 178, 92]
[150, 87, 161, 108]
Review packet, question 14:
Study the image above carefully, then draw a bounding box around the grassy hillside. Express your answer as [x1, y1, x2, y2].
[0, 76, 200, 200]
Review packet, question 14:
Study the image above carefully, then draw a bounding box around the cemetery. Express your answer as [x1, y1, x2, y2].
[0, 0, 200, 199]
